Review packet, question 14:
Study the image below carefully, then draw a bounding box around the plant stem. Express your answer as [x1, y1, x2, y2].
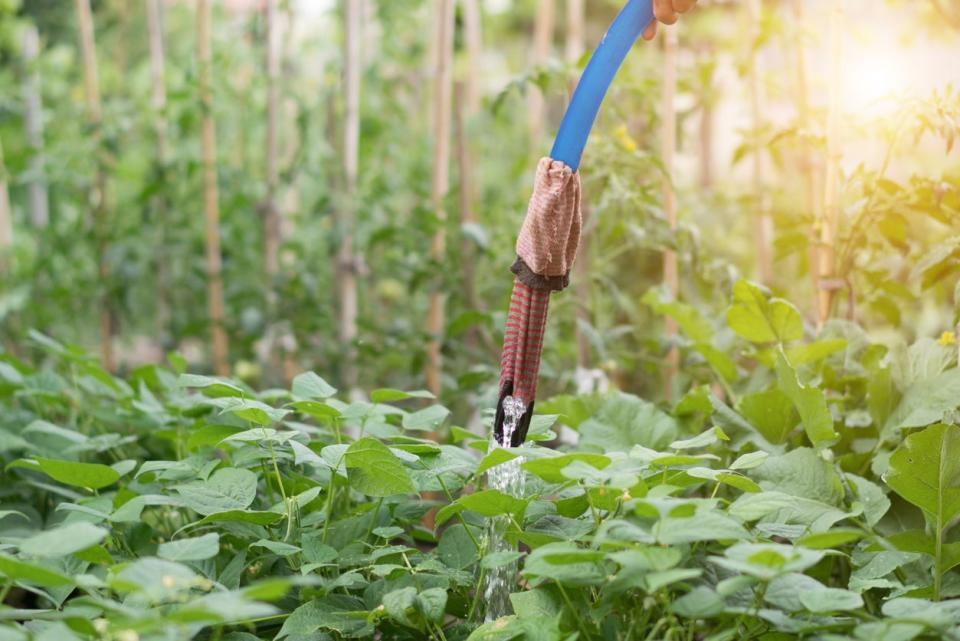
[557, 583, 592, 640]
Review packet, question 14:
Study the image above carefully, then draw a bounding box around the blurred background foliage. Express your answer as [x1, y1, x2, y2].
[0, 0, 957, 426]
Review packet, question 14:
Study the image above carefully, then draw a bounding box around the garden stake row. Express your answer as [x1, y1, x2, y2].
[494, 0, 658, 447]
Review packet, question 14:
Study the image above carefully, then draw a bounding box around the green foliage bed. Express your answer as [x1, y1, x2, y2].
[2, 282, 960, 641]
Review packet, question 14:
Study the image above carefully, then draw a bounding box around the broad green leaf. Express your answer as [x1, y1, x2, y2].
[158, 533, 220, 561]
[13, 458, 121, 490]
[786, 339, 848, 365]
[344, 437, 416, 497]
[775, 352, 838, 447]
[669, 426, 728, 450]
[277, 595, 372, 639]
[798, 528, 864, 549]
[476, 447, 520, 475]
[209, 397, 290, 426]
[672, 586, 724, 617]
[884, 423, 960, 529]
[738, 389, 797, 445]
[370, 388, 435, 403]
[291, 371, 337, 399]
[175, 467, 258, 516]
[402, 405, 450, 431]
[642, 286, 714, 343]
[730, 451, 769, 470]
[0, 554, 73, 587]
[250, 539, 301, 556]
[799, 587, 863, 612]
[177, 374, 244, 397]
[726, 280, 803, 343]
[579, 392, 678, 453]
[710, 543, 825, 580]
[436, 489, 527, 525]
[752, 447, 844, 505]
[522, 453, 610, 483]
[19, 522, 108, 558]
[882, 369, 960, 440]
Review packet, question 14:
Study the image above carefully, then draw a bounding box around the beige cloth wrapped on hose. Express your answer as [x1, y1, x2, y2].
[511, 157, 582, 291]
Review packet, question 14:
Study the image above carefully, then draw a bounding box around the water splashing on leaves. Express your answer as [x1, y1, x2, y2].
[482, 395, 526, 622]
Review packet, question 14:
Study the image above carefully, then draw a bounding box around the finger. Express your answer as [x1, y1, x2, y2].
[653, 0, 679, 24]
[672, 0, 697, 14]
[642, 20, 658, 41]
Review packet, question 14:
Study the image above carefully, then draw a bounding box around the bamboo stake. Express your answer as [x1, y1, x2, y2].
[461, 0, 483, 114]
[565, 0, 584, 65]
[790, 0, 823, 322]
[819, 0, 844, 329]
[746, 0, 773, 285]
[264, 0, 281, 304]
[566, 0, 592, 375]
[197, 0, 230, 375]
[0, 137, 11, 253]
[426, 0, 455, 397]
[75, 0, 115, 371]
[528, 0, 555, 145]
[145, 0, 171, 345]
[662, 25, 679, 401]
[338, 0, 362, 392]
[21, 25, 49, 229]
[454, 82, 480, 330]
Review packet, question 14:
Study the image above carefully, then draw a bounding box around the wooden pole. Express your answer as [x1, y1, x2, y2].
[819, 0, 843, 329]
[791, 0, 823, 322]
[0, 137, 11, 253]
[264, 0, 281, 305]
[146, 0, 171, 345]
[461, 0, 483, 114]
[454, 82, 480, 325]
[197, 0, 230, 375]
[75, 0, 115, 371]
[662, 25, 679, 400]
[746, 0, 773, 285]
[21, 25, 49, 229]
[338, 0, 362, 392]
[528, 0, 555, 145]
[566, 0, 592, 374]
[426, 0, 455, 397]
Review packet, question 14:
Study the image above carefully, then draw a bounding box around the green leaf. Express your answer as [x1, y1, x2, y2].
[17, 458, 121, 490]
[209, 397, 290, 426]
[775, 352, 838, 447]
[158, 533, 220, 561]
[476, 447, 520, 475]
[370, 388, 435, 403]
[579, 392, 678, 453]
[522, 453, 611, 483]
[291, 371, 337, 399]
[798, 528, 864, 549]
[726, 280, 803, 343]
[19, 521, 108, 558]
[0, 554, 74, 587]
[195, 510, 284, 526]
[751, 447, 845, 505]
[436, 489, 527, 525]
[175, 467, 258, 516]
[785, 339, 848, 365]
[277, 595, 372, 639]
[344, 437, 416, 497]
[177, 373, 245, 397]
[738, 389, 797, 445]
[402, 405, 450, 431]
[883, 369, 960, 440]
[799, 587, 863, 612]
[642, 286, 714, 343]
[884, 423, 960, 529]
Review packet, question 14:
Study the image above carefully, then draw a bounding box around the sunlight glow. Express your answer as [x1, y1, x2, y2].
[842, 47, 912, 116]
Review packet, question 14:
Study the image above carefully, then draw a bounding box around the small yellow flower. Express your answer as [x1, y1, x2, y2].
[939, 330, 956, 346]
[613, 125, 638, 153]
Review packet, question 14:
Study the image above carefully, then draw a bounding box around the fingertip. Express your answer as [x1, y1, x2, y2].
[642, 21, 657, 41]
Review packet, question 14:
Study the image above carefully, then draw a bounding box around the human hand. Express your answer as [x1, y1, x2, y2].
[642, 0, 698, 40]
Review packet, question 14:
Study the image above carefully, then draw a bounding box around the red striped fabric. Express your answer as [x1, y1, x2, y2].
[498, 279, 551, 405]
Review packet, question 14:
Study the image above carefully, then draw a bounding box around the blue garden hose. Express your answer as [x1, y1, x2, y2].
[550, 0, 655, 171]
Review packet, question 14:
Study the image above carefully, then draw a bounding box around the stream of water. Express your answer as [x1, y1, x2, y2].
[482, 395, 526, 622]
